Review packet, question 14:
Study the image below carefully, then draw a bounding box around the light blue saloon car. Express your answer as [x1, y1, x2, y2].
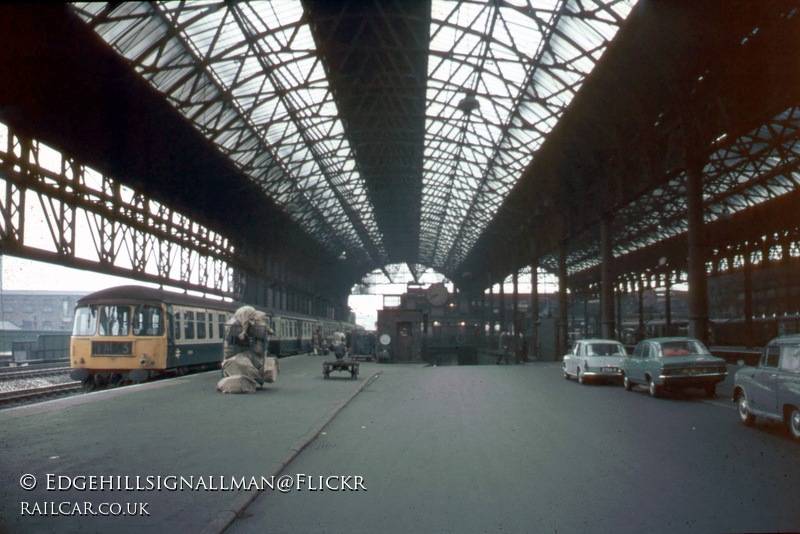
[621, 337, 728, 398]
[734, 335, 800, 440]
[563, 339, 627, 385]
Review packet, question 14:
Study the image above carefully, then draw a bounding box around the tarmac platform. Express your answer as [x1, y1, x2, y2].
[0, 354, 383, 534]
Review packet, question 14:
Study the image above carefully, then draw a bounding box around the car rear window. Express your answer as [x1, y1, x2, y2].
[587, 343, 625, 356]
[659, 340, 709, 356]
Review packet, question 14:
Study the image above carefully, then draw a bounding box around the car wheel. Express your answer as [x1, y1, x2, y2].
[578, 368, 586, 385]
[623, 375, 633, 391]
[705, 385, 716, 398]
[737, 390, 755, 426]
[788, 407, 800, 440]
[648, 379, 661, 398]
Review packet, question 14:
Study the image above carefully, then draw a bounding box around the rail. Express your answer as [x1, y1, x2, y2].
[0, 382, 83, 406]
[0, 366, 71, 381]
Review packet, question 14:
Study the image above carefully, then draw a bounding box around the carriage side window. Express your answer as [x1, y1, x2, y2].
[72, 306, 98, 336]
[196, 312, 206, 339]
[98, 305, 131, 337]
[174, 311, 182, 340]
[133, 305, 164, 336]
[218, 314, 227, 338]
[184, 311, 195, 340]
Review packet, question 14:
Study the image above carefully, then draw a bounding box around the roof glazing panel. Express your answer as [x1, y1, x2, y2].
[72, 0, 386, 265]
[421, 0, 635, 273]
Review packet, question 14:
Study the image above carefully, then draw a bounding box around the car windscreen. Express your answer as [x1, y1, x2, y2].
[587, 343, 625, 356]
[659, 341, 709, 356]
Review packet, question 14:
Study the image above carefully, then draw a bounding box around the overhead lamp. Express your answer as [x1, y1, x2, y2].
[456, 90, 480, 115]
[338, 251, 347, 261]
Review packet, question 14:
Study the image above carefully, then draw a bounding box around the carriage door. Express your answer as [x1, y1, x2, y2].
[396, 322, 413, 361]
[166, 306, 177, 362]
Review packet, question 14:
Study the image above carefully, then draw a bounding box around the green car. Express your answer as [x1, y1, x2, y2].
[621, 337, 728, 398]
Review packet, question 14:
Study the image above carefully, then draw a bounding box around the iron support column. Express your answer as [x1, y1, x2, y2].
[488, 280, 495, 346]
[665, 271, 672, 336]
[499, 278, 506, 335]
[558, 244, 568, 356]
[687, 157, 709, 345]
[601, 216, 615, 339]
[584, 293, 589, 337]
[637, 281, 644, 338]
[530, 259, 539, 359]
[512, 270, 519, 358]
[616, 288, 622, 342]
[743, 243, 754, 348]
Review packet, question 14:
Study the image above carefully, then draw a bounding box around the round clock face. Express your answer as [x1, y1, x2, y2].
[379, 333, 392, 346]
[427, 283, 449, 306]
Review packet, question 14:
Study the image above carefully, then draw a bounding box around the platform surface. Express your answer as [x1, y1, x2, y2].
[0, 354, 382, 534]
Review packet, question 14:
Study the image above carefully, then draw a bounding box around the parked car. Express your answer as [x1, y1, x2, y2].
[621, 337, 727, 398]
[734, 335, 800, 440]
[563, 339, 627, 385]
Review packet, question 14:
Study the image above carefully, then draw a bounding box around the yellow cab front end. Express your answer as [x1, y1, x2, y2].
[70, 302, 169, 386]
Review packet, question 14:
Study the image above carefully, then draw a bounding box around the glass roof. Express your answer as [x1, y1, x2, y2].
[71, 0, 636, 276]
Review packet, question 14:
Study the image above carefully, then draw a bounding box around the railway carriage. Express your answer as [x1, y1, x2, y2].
[69, 285, 360, 388]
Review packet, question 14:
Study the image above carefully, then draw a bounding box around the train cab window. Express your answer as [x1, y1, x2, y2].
[184, 311, 195, 340]
[133, 305, 164, 336]
[73, 306, 98, 336]
[98, 305, 131, 337]
[197, 312, 206, 339]
[218, 314, 227, 338]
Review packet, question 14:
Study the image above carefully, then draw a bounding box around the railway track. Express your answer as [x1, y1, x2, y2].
[0, 366, 71, 381]
[0, 382, 83, 406]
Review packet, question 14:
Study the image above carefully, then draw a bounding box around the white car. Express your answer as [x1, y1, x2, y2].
[563, 339, 627, 385]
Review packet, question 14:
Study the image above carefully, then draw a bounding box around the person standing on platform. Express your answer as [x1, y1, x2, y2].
[496, 330, 511, 365]
[332, 330, 346, 360]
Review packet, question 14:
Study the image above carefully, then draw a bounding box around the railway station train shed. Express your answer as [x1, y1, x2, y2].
[1, 1, 800, 354]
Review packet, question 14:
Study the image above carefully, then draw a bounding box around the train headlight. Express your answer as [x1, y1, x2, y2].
[139, 354, 148, 366]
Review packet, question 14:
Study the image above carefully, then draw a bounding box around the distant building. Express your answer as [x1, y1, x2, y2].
[0, 290, 88, 331]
